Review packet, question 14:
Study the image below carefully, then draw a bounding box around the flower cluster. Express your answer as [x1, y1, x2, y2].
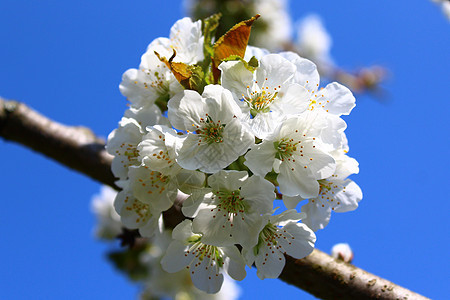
[107, 16, 362, 293]
[91, 186, 241, 299]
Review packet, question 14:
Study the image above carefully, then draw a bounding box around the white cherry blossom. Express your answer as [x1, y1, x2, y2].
[124, 104, 170, 129]
[106, 117, 144, 180]
[278, 51, 320, 93]
[161, 220, 246, 294]
[252, 0, 292, 51]
[307, 82, 356, 116]
[129, 165, 205, 212]
[296, 14, 333, 68]
[244, 112, 336, 198]
[113, 185, 163, 238]
[141, 230, 241, 300]
[119, 44, 183, 109]
[283, 153, 362, 231]
[91, 186, 122, 240]
[149, 17, 204, 64]
[220, 54, 311, 138]
[168, 85, 254, 173]
[243, 209, 316, 279]
[120, 17, 203, 109]
[138, 125, 183, 176]
[184, 170, 275, 248]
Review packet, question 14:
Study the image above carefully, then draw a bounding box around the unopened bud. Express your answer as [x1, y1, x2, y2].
[331, 243, 353, 263]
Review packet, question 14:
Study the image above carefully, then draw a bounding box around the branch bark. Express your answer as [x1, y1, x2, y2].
[0, 98, 429, 300]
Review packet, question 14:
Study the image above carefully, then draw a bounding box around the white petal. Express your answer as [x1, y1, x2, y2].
[119, 68, 158, 107]
[219, 60, 254, 100]
[230, 213, 265, 248]
[242, 246, 256, 267]
[244, 46, 270, 61]
[193, 142, 228, 174]
[208, 170, 248, 192]
[319, 114, 347, 149]
[255, 243, 285, 279]
[278, 222, 316, 258]
[168, 90, 206, 131]
[331, 243, 353, 262]
[301, 142, 336, 180]
[244, 142, 277, 177]
[176, 135, 204, 171]
[138, 127, 179, 176]
[119, 195, 151, 229]
[190, 258, 224, 294]
[278, 161, 320, 198]
[249, 110, 283, 139]
[175, 169, 206, 194]
[203, 85, 243, 123]
[279, 51, 320, 91]
[192, 209, 233, 246]
[300, 200, 332, 231]
[128, 166, 177, 211]
[138, 214, 162, 238]
[322, 82, 356, 116]
[160, 240, 191, 273]
[334, 153, 359, 179]
[172, 219, 196, 241]
[196, 121, 252, 173]
[274, 83, 310, 116]
[195, 85, 245, 124]
[240, 175, 275, 214]
[333, 180, 362, 213]
[168, 18, 204, 64]
[221, 246, 247, 281]
[124, 104, 170, 129]
[256, 54, 295, 89]
[221, 117, 255, 156]
[270, 209, 305, 226]
[182, 188, 212, 218]
[282, 195, 305, 210]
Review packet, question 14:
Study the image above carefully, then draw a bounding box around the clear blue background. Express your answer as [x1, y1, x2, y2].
[1, 0, 449, 299]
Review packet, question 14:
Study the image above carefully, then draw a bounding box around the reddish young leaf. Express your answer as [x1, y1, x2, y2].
[211, 14, 260, 82]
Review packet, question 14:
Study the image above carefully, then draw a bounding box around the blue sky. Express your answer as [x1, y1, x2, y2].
[1, 0, 449, 299]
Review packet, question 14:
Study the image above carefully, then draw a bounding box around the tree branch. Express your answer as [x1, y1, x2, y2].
[0, 98, 429, 300]
[0, 98, 116, 188]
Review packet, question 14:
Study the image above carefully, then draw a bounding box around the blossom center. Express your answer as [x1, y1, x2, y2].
[126, 198, 151, 224]
[194, 115, 224, 145]
[186, 240, 224, 268]
[118, 143, 139, 168]
[138, 170, 170, 195]
[214, 189, 246, 216]
[311, 178, 343, 210]
[308, 90, 329, 112]
[243, 78, 280, 117]
[274, 138, 300, 161]
[254, 222, 294, 257]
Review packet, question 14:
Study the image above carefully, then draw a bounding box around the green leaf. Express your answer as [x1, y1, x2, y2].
[187, 64, 206, 94]
[248, 55, 259, 68]
[222, 55, 257, 73]
[202, 13, 222, 57]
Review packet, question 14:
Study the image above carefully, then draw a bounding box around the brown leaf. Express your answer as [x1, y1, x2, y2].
[154, 50, 192, 89]
[212, 14, 260, 82]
